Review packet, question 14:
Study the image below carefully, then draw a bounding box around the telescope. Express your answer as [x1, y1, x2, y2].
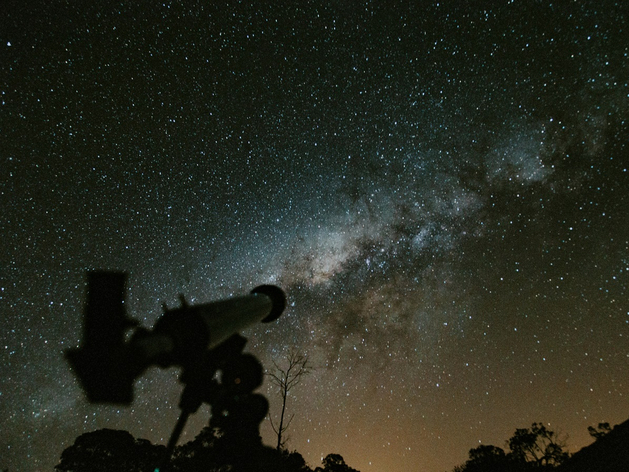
[67, 271, 285, 404]
[66, 271, 287, 468]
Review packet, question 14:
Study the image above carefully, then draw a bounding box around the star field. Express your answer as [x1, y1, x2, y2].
[1, 1, 628, 471]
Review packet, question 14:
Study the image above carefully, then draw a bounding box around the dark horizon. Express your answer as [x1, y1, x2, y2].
[51, 416, 629, 472]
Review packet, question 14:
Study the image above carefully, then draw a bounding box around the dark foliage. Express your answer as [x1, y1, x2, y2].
[587, 422, 612, 440]
[452, 422, 568, 472]
[55, 428, 165, 472]
[170, 426, 312, 472]
[508, 422, 568, 467]
[57, 425, 315, 472]
[313, 453, 360, 472]
[455, 444, 510, 472]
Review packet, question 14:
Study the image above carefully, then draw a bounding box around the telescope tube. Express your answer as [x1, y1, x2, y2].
[148, 285, 285, 366]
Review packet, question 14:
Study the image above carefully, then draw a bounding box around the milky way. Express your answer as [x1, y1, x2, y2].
[1, 2, 628, 471]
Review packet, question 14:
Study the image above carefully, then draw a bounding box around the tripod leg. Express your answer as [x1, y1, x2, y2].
[155, 409, 190, 471]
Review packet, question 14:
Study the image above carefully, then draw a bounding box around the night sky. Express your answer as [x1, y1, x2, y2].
[1, 1, 628, 471]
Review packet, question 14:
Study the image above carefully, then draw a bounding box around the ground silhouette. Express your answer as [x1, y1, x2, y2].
[452, 420, 629, 472]
[56, 418, 629, 472]
[559, 419, 629, 472]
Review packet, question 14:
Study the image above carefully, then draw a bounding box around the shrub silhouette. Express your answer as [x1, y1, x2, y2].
[55, 429, 165, 472]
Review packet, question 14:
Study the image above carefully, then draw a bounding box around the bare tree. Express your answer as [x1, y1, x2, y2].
[267, 350, 311, 450]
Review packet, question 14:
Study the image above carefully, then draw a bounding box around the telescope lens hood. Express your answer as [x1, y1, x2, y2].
[250, 285, 286, 322]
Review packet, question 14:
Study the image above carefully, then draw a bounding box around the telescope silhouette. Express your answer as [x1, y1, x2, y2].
[67, 271, 286, 404]
[66, 271, 287, 468]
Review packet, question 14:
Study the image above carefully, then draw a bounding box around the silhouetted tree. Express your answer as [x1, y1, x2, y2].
[267, 349, 311, 450]
[314, 453, 359, 472]
[55, 429, 165, 472]
[460, 444, 510, 472]
[452, 422, 569, 471]
[587, 422, 611, 440]
[508, 422, 569, 467]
